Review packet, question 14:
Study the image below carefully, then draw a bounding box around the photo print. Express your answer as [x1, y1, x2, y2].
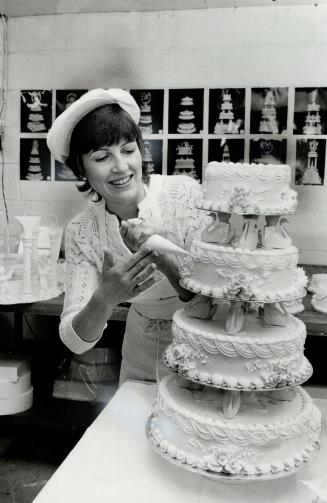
[250, 87, 288, 134]
[20, 90, 53, 133]
[293, 87, 327, 135]
[249, 138, 287, 164]
[130, 89, 164, 134]
[168, 89, 204, 134]
[56, 89, 88, 117]
[142, 140, 163, 181]
[55, 160, 79, 181]
[167, 139, 203, 182]
[208, 88, 245, 135]
[295, 138, 325, 186]
[20, 138, 51, 181]
[208, 139, 245, 163]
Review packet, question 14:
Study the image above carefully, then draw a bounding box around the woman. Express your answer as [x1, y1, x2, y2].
[47, 88, 207, 385]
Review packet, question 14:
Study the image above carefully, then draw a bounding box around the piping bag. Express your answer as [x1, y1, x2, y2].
[141, 234, 190, 256]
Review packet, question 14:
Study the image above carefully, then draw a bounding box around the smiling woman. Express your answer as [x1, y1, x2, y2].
[81, 139, 144, 220]
[47, 88, 208, 385]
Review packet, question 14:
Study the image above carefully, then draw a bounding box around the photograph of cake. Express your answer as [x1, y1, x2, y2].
[20, 90, 53, 133]
[208, 138, 244, 163]
[167, 139, 202, 181]
[250, 87, 288, 134]
[168, 89, 204, 134]
[293, 87, 327, 135]
[55, 160, 79, 181]
[56, 89, 88, 117]
[250, 138, 287, 164]
[142, 139, 163, 180]
[295, 138, 325, 186]
[209, 88, 245, 135]
[20, 138, 51, 181]
[130, 89, 164, 134]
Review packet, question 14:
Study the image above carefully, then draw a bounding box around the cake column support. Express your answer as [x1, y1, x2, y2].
[225, 301, 247, 335]
[222, 390, 241, 419]
[15, 216, 41, 303]
[49, 228, 60, 290]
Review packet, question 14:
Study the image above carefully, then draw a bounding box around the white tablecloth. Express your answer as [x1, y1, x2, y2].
[33, 382, 327, 503]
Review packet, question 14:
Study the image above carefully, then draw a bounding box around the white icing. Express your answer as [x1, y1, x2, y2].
[180, 241, 307, 302]
[148, 375, 321, 477]
[163, 308, 311, 389]
[200, 162, 297, 215]
[147, 161, 321, 481]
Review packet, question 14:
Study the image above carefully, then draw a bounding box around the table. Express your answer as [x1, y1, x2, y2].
[0, 294, 130, 346]
[33, 381, 327, 503]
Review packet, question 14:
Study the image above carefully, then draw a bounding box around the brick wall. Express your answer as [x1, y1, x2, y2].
[1, 5, 327, 263]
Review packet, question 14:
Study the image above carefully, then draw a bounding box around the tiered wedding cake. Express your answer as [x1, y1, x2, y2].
[25, 91, 47, 133]
[214, 90, 238, 135]
[301, 139, 322, 185]
[177, 96, 196, 134]
[139, 92, 153, 134]
[173, 141, 197, 180]
[259, 90, 279, 134]
[147, 161, 321, 481]
[303, 90, 322, 135]
[26, 140, 43, 181]
[143, 141, 155, 178]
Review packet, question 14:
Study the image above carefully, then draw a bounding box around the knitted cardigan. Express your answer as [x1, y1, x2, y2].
[59, 174, 207, 354]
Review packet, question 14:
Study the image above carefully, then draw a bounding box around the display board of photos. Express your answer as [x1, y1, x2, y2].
[19, 87, 327, 186]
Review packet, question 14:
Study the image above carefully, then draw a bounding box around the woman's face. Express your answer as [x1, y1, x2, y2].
[82, 139, 144, 211]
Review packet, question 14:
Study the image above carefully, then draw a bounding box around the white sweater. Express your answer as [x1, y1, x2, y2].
[59, 174, 207, 354]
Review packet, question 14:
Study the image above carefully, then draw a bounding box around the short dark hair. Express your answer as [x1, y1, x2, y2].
[66, 103, 144, 199]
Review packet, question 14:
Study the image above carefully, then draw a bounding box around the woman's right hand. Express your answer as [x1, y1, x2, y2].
[98, 247, 158, 305]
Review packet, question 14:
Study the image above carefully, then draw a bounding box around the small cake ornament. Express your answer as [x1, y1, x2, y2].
[225, 301, 247, 335]
[201, 211, 234, 245]
[307, 273, 327, 294]
[311, 286, 327, 314]
[282, 298, 305, 315]
[261, 215, 292, 249]
[267, 388, 296, 402]
[222, 390, 241, 419]
[237, 215, 258, 250]
[258, 302, 289, 327]
[184, 293, 217, 319]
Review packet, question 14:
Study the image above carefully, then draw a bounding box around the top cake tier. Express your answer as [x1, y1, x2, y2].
[198, 162, 297, 215]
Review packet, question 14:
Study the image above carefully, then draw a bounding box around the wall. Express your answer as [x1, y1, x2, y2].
[1, 4, 327, 263]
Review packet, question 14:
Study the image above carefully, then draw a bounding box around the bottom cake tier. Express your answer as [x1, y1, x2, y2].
[147, 375, 321, 481]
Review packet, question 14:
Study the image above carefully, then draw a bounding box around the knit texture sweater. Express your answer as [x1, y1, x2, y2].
[59, 174, 207, 354]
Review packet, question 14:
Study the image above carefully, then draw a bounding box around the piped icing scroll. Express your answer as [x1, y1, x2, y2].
[148, 375, 320, 479]
[163, 307, 312, 390]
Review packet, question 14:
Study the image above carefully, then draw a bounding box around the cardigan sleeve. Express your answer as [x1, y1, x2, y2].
[160, 175, 209, 251]
[59, 214, 105, 354]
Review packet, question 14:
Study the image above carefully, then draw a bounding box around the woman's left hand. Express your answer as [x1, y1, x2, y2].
[120, 218, 166, 251]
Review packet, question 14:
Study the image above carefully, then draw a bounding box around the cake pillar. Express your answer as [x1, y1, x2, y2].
[21, 236, 33, 301]
[222, 390, 241, 419]
[31, 219, 41, 267]
[3, 222, 10, 268]
[225, 301, 247, 335]
[15, 215, 41, 303]
[49, 228, 60, 289]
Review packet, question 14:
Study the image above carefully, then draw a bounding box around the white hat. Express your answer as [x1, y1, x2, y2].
[47, 88, 140, 164]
